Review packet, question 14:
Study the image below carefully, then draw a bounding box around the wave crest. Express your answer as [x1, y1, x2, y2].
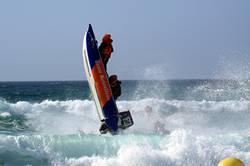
[0, 99, 250, 135]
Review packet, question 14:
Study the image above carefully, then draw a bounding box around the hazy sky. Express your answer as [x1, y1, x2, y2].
[1, 0, 250, 81]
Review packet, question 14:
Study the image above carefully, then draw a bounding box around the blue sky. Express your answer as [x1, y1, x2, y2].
[0, 0, 250, 81]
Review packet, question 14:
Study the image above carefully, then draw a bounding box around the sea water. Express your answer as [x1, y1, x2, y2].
[0, 80, 250, 166]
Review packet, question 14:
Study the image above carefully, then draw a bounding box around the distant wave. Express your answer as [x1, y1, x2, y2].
[1, 80, 250, 102]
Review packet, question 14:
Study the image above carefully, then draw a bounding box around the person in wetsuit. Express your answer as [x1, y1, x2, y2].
[99, 33, 121, 100]
[99, 33, 113, 71]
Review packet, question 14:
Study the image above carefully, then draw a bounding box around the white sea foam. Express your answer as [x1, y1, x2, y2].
[0, 126, 249, 165]
[0, 112, 11, 117]
[1, 98, 250, 165]
[63, 130, 250, 166]
[0, 99, 250, 135]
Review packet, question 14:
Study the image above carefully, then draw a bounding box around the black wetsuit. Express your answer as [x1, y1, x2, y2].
[109, 78, 121, 100]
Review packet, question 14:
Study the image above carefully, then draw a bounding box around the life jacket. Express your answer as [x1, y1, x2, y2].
[101, 44, 113, 57]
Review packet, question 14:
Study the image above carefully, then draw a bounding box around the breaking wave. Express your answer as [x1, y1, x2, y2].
[0, 130, 249, 165]
[1, 97, 250, 165]
[1, 99, 250, 135]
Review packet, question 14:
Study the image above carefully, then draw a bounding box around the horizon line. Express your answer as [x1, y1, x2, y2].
[0, 78, 250, 83]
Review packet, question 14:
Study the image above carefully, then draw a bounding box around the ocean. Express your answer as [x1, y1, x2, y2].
[0, 80, 249, 166]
